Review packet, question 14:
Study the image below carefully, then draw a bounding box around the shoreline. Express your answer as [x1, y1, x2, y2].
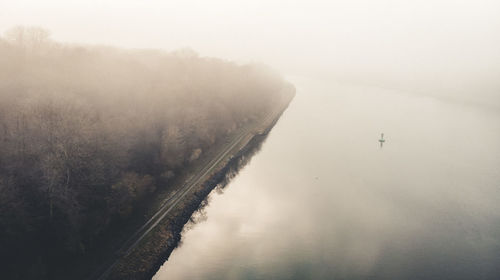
[100, 90, 295, 279]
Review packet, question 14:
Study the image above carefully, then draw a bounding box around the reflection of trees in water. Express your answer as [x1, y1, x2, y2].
[185, 134, 269, 230]
[217, 134, 269, 192]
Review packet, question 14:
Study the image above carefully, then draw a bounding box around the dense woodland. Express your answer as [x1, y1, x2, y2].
[0, 26, 290, 277]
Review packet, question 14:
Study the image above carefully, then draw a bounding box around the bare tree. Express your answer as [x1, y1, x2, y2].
[4, 25, 51, 52]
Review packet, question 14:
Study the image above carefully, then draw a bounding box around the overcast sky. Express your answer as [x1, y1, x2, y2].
[1, 0, 499, 107]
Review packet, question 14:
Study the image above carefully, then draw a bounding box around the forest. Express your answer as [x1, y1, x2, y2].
[0, 26, 290, 277]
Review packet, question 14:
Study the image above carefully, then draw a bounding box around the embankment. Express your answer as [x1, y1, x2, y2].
[104, 91, 294, 279]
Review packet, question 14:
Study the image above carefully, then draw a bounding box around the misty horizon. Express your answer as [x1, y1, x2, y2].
[2, 0, 499, 109]
[1, 1, 500, 280]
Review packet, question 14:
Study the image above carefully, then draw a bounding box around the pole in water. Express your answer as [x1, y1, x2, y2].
[379, 133, 386, 147]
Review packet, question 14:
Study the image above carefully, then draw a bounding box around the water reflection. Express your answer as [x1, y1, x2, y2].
[184, 133, 270, 232]
[154, 77, 500, 280]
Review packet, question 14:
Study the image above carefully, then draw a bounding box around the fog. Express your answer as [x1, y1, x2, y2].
[0, 25, 291, 278]
[2, 1, 500, 279]
[154, 76, 500, 280]
[2, 0, 500, 108]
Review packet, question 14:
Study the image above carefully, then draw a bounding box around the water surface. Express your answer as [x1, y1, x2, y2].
[154, 77, 500, 280]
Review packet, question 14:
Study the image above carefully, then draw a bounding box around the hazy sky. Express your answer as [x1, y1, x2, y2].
[1, 0, 499, 107]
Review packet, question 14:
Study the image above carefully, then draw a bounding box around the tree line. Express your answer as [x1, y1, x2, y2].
[0, 26, 291, 278]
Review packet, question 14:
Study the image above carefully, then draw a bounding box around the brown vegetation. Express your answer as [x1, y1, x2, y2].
[0, 26, 289, 278]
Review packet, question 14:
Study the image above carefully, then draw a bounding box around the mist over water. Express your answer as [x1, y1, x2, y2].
[2, 0, 500, 109]
[154, 77, 500, 280]
[2, 1, 500, 279]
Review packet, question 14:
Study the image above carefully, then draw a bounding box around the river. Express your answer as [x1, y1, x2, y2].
[153, 77, 500, 280]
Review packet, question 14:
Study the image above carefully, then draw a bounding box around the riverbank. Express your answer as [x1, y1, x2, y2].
[95, 89, 295, 279]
